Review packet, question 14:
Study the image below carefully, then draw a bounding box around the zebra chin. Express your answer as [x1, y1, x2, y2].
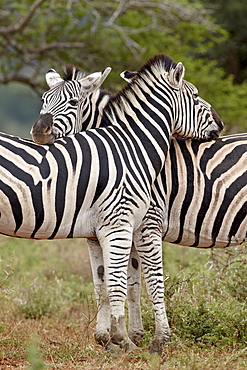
[32, 134, 57, 145]
[204, 122, 223, 141]
[208, 129, 221, 140]
[31, 128, 57, 145]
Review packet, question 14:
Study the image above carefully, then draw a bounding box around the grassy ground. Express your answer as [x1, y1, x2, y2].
[0, 236, 246, 369]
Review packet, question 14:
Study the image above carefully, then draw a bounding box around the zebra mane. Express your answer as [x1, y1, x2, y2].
[107, 54, 177, 111]
[137, 53, 177, 76]
[63, 65, 86, 81]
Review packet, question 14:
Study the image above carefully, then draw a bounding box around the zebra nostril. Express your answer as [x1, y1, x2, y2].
[44, 126, 52, 134]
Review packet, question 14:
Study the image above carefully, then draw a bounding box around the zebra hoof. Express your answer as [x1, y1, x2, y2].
[148, 339, 164, 355]
[105, 342, 122, 352]
[120, 339, 138, 352]
[105, 339, 137, 353]
[128, 329, 144, 344]
[148, 331, 171, 355]
[94, 331, 110, 347]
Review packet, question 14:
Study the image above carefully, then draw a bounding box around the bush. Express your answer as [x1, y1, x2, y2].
[158, 244, 247, 347]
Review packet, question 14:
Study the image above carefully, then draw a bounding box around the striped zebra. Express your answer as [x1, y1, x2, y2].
[33, 64, 247, 347]
[121, 69, 247, 248]
[31, 54, 223, 352]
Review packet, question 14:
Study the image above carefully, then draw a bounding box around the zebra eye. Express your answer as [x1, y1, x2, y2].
[69, 99, 79, 106]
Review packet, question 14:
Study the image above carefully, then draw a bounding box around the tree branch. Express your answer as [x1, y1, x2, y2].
[0, 0, 46, 36]
[104, 0, 130, 27]
[0, 75, 45, 91]
[30, 41, 86, 53]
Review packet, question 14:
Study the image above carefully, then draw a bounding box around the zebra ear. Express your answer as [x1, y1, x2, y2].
[46, 69, 64, 88]
[169, 62, 185, 88]
[79, 67, 112, 92]
[120, 70, 137, 83]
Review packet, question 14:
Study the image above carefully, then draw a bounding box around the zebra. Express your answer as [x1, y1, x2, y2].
[33, 65, 247, 347]
[31, 54, 223, 352]
[120, 69, 247, 248]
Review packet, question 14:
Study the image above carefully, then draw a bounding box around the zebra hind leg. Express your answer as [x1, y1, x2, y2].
[87, 239, 116, 350]
[97, 227, 137, 352]
[134, 216, 171, 354]
[127, 244, 144, 344]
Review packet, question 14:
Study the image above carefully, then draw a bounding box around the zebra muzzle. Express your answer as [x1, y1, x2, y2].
[31, 113, 56, 145]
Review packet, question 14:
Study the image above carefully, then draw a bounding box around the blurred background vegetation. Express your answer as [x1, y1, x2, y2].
[0, 0, 247, 137]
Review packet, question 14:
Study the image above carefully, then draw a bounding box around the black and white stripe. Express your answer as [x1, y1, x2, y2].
[30, 54, 223, 352]
[164, 134, 247, 247]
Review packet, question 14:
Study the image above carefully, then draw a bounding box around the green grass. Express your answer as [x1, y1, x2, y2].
[0, 235, 247, 369]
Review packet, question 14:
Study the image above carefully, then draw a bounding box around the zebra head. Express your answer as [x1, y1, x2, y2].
[32, 55, 223, 145]
[31, 66, 111, 144]
[120, 66, 223, 140]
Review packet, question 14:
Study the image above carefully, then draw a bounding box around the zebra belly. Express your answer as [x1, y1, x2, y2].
[164, 229, 241, 248]
[0, 195, 96, 239]
[0, 182, 148, 240]
[0, 176, 97, 239]
[164, 211, 247, 248]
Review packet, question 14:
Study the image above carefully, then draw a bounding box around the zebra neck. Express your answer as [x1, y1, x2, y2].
[100, 104, 171, 179]
[79, 90, 111, 130]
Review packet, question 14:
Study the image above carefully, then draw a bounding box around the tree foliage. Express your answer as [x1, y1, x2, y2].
[201, 0, 247, 84]
[0, 0, 224, 90]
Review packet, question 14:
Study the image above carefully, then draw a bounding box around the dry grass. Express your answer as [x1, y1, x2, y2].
[1, 315, 247, 369]
[0, 236, 247, 369]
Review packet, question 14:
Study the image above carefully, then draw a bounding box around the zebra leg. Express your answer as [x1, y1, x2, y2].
[87, 239, 119, 351]
[97, 227, 137, 352]
[127, 244, 144, 344]
[134, 214, 171, 354]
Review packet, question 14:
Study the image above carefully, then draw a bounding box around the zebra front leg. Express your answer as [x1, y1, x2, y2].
[127, 244, 144, 344]
[97, 227, 137, 352]
[87, 239, 118, 351]
[134, 222, 171, 354]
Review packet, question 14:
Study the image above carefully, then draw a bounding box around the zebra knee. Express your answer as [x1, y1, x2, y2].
[131, 257, 139, 270]
[97, 265, 104, 282]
